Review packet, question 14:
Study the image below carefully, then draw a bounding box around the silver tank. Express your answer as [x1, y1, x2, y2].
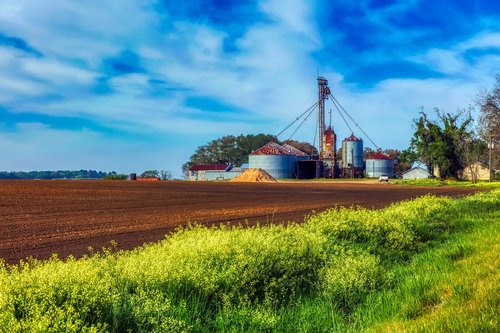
[366, 157, 394, 178]
[341, 135, 363, 168]
[249, 154, 297, 179]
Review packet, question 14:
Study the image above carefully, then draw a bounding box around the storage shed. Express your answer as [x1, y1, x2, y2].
[188, 164, 230, 181]
[402, 166, 430, 179]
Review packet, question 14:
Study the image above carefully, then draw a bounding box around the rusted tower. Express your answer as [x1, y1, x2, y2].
[317, 76, 336, 177]
[317, 76, 330, 156]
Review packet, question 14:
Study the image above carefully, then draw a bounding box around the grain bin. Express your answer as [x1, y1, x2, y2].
[341, 134, 363, 168]
[340, 134, 364, 177]
[366, 153, 394, 178]
[249, 142, 299, 179]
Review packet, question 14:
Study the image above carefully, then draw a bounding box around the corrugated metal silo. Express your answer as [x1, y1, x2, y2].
[366, 153, 394, 178]
[249, 142, 298, 179]
[341, 134, 363, 168]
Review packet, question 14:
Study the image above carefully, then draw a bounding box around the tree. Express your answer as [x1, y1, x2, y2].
[140, 170, 160, 178]
[460, 138, 487, 183]
[159, 170, 172, 180]
[103, 173, 128, 180]
[476, 74, 500, 169]
[411, 109, 473, 179]
[382, 148, 414, 175]
[398, 148, 417, 173]
[363, 147, 375, 160]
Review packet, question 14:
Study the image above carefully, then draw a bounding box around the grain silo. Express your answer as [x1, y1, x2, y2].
[341, 134, 364, 177]
[366, 152, 394, 178]
[249, 142, 299, 179]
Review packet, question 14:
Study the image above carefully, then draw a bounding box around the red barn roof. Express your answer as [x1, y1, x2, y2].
[367, 153, 392, 160]
[188, 164, 229, 171]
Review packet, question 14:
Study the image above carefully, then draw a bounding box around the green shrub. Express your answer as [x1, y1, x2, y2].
[320, 249, 389, 310]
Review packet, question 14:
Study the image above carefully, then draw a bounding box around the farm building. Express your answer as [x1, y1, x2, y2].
[402, 166, 431, 179]
[188, 164, 248, 181]
[461, 163, 496, 181]
[188, 164, 231, 181]
[203, 165, 248, 181]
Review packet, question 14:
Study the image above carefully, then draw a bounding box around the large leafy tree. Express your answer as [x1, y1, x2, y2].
[476, 74, 500, 169]
[411, 109, 473, 179]
[182, 134, 276, 174]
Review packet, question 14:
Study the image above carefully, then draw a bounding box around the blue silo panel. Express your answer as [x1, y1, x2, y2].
[249, 155, 296, 179]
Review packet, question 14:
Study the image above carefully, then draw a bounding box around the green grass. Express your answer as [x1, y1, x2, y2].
[391, 178, 500, 188]
[0, 190, 498, 332]
[281, 178, 374, 182]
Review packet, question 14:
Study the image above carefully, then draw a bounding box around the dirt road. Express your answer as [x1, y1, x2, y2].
[0, 180, 479, 264]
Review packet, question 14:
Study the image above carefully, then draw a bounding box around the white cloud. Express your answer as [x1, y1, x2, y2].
[409, 31, 500, 75]
[22, 58, 96, 85]
[460, 31, 500, 49]
[260, 0, 318, 38]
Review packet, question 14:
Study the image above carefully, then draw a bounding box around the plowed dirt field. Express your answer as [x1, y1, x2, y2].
[0, 180, 479, 264]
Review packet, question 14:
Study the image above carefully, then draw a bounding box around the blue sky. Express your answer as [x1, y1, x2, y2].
[0, 0, 499, 177]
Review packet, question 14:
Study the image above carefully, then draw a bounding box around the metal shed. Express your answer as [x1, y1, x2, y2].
[402, 166, 430, 179]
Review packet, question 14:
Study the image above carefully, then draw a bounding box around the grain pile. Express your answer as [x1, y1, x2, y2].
[230, 168, 277, 182]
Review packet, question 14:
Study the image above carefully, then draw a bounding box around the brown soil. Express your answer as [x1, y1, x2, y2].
[0, 180, 481, 265]
[230, 168, 277, 182]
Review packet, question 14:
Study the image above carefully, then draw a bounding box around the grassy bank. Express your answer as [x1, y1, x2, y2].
[391, 178, 500, 188]
[0, 190, 498, 332]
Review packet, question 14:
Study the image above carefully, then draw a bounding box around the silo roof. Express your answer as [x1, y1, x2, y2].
[343, 134, 362, 142]
[250, 142, 294, 156]
[367, 152, 392, 160]
[283, 144, 309, 156]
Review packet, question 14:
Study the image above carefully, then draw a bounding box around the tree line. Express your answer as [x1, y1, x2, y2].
[0, 170, 108, 180]
[0, 169, 174, 180]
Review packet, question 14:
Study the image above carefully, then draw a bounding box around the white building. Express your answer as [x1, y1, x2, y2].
[402, 166, 430, 179]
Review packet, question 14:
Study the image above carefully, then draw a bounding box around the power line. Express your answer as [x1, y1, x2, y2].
[330, 97, 354, 134]
[287, 103, 317, 141]
[276, 100, 319, 138]
[328, 93, 379, 149]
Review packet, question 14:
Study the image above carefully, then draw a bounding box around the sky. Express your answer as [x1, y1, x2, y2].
[0, 0, 499, 178]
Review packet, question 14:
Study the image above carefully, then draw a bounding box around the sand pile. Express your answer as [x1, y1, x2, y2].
[230, 168, 277, 182]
